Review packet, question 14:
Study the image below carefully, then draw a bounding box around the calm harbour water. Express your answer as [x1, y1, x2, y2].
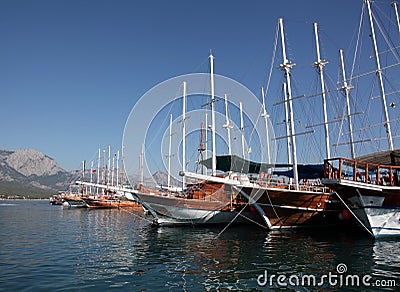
[0, 200, 399, 291]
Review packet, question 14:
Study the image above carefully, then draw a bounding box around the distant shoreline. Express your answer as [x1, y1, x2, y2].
[0, 197, 49, 200]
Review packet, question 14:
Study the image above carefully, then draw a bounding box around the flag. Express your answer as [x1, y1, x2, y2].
[92, 169, 97, 173]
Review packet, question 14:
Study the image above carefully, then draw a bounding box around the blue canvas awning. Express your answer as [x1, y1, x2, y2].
[273, 164, 325, 179]
[200, 155, 290, 174]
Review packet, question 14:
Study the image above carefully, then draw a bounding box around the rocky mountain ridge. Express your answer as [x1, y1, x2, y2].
[0, 149, 76, 197]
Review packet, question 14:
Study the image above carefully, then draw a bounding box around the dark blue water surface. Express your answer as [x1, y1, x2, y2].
[0, 200, 399, 291]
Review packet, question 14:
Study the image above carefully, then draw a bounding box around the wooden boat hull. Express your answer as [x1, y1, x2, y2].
[133, 183, 263, 226]
[132, 181, 346, 228]
[82, 198, 141, 209]
[241, 186, 346, 229]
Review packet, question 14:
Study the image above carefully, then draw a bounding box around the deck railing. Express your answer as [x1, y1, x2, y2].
[324, 157, 400, 186]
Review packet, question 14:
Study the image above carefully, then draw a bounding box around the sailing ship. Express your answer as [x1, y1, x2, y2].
[322, 0, 400, 238]
[131, 17, 348, 229]
[71, 145, 145, 210]
[130, 72, 265, 226]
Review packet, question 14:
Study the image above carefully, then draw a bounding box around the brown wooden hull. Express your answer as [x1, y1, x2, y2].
[82, 198, 141, 209]
[135, 181, 346, 228]
[242, 186, 345, 229]
[135, 183, 260, 225]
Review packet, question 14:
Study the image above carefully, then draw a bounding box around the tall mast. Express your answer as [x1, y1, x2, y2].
[339, 49, 355, 159]
[139, 143, 144, 186]
[111, 153, 115, 186]
[223, 93, 232, 155]
[102, 149, 105, 185]
[198, 122, 205, 174]
[89, 160, 93, 194]
[120, 146, 125, 188]
[366, 0, 394, 150]
[240, 101, 246, 159]
[168, 114, 173, 188]
[392, 1, 400, 41]
[116, 150, 119, 187]
[279, 18, 298, 190]
[210, 53, 217, 176]
[182, 81, 187, 189]
[261, 87, 271, 164]
[82, 160, 86, 195]
[204, 112, 208, 175]
[313, 22, 331, 159]
[107, 145, 111, 186]
[205, 112, 208, 160]
[283, 83, 292, 164]
[97, 148, 100, 194]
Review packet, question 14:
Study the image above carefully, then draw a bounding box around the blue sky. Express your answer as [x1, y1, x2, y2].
[0, 0, 397, 171]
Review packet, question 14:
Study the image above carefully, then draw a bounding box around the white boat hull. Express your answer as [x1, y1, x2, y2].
[323, 178, 400, 238]
[364, 206, 400, 238]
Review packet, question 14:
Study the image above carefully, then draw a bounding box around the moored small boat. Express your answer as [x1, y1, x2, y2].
[62, 195, 88, 208]
[82, 196, 141, 209]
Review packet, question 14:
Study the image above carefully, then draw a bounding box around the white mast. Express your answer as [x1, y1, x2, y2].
[279, 18, 299, 190]
[116, 150, 119, 187]
[182, 81, 187, 189]
[313, 22, 331, 159]
[210, 53, 217, 176]
[366, 0, 394, 150]
[107, 145, 111, 185]
[139, 143, 144, 186]
[120, 146, 125, 188]
[210, 54, 217, 176]
[339, 49, 355, 159]
[261, 87, 271, 164]
[96, 148, 100, 194]
[283, 83, 292, 164]
[89, 160, 94, 194]
[168, 113, 173, 188]
[240, 101, 246, 159]
[82, 160, 86, 195]
[111, 153, 115, 186]
[223, 93, 232, 155]
[392, 1, 400, 41]
[102, 149, 105, 185]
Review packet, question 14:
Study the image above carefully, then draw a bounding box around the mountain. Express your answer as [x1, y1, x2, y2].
[0, 148, 185, 198]
[0, 149, 77, 198]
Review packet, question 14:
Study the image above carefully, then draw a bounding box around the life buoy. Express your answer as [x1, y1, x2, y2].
[233, 175, 238, 180]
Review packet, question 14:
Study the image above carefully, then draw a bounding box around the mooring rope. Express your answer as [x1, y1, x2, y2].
[333, 191, 374, 237]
